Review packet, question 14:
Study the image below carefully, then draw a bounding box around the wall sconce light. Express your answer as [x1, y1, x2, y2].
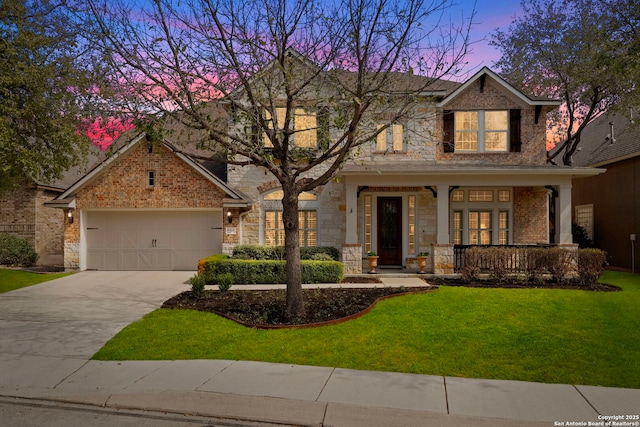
[67, 209, 74, 224]
[227, 211, 232, 224]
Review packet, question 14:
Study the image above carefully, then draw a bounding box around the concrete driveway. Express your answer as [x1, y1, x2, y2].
[0, 271, 193, 359]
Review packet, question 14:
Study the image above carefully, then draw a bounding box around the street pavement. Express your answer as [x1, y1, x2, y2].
[0, 271, 638, 426]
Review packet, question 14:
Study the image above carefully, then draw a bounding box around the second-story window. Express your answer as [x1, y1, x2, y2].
[264, 107, 317, 149]
[454, 111, 508, 152]
[444, 109, 521, 153]
[376, 123, 404, 152]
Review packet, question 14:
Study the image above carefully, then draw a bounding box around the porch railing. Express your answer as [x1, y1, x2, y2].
[453, 244, 553, 273]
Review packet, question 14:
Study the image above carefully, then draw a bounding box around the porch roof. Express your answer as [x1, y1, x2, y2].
[339, 161, 604, 186]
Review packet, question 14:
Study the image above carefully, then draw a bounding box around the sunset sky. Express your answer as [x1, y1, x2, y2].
[450, 0, 523, 72]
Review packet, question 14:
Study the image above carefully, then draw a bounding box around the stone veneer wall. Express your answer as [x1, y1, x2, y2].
[431, 244, 454, 274]
[342, 244, 362, 274]
[513, 187, 548, 244]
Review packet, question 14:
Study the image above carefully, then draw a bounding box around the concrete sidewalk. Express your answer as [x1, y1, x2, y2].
[0, 271, 638, 426]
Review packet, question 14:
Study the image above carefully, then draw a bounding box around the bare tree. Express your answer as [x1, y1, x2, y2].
[491, 0, 639, 165]
[82, 0, 472, 318]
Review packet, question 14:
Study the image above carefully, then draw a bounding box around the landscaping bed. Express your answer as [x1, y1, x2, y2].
[163, 280, 435, 327]
[162, 275, 618, 327]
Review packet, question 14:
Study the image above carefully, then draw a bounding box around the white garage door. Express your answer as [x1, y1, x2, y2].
[86, 211, 222, 270]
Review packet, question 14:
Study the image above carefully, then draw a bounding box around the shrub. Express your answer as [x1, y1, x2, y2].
[523, 247, 549, 283]
[0, 234, 38, 267]
[577, 248, 607, 288]
[461, 247, 482, 282]
[545, 247, 576, 284]
[301, 246, 339, 261]
[309, 253, 334, 261]
[572, 224, 593, 248]
[197, 256, 343, 284]
[216, 272, 234, 293]
[232, 245, 339, 261]
[189, 274, 206, 298]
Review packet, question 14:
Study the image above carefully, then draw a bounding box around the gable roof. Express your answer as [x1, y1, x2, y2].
[437, 67, 562, 108]
[570, 110, 640, 167]
[48, 132, 250, 207]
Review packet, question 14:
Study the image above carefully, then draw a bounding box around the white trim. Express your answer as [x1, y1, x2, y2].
[437, 67, 562, 108]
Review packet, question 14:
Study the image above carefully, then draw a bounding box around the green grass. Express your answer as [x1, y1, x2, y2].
[0, 268, 71, 293]
[93, 271, 640, 389]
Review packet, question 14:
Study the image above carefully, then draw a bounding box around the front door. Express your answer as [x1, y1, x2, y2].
[377, 197, 402, 265]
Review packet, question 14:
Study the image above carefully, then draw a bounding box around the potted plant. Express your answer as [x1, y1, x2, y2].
[367, 251, 379, 274]
[416, 252, 429, 274]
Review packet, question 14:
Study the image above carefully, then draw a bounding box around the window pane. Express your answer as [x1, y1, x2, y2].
[364, 195, 372, 253]
[498, 190, 510, 202]
[408, 195, 415, 253]
[453, 211, 462, 245]
[295, 108, 316, 148]
[485, 132, 507, 151]
[485, 111, 508, 130]
[455, 112, 479, 151]
[392, 124, 403, 151]
[451, 190, 464, 202]
[376, 125, 386, 151]
[469, 190, 494, 202]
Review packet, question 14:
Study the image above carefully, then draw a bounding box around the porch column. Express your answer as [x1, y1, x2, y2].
[342, 182, 362, 274]
[345, 182, 358, 244]
[556, 184, 573, 244]
[436, 183, 450, 244]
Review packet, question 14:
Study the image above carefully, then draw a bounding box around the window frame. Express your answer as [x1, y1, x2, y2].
[263, 107, 318, 149]
[375, 123, 405, 152]
[454, 110, 509, 152]
[262, 189, 319, 248]
[450, 188, 513, 245]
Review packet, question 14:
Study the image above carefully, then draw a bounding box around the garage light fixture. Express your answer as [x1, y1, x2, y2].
[67, 209, 74, 224]
[227, 211, 233, 224]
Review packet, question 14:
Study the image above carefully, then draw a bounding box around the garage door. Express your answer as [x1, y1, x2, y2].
[86, 211, 222, 270]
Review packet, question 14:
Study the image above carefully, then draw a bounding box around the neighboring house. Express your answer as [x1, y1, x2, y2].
[47, 62, 602, 273]
[0, 155, 102, 266]
[570, 110, 640, 271]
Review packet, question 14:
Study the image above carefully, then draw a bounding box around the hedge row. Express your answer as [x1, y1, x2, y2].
[231, 244, 339, 261]
[197, 254, 344, 285]
[0, 234, 38, 267]
[461, 246, 607, 288]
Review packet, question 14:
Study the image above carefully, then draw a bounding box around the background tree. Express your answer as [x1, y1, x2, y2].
[83, 0, 473, 318]
[491, 0, 639, 165]
[0, 0, 100, 191]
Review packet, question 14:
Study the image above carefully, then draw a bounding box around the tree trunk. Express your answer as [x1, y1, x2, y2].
[281, 184, 304, 320]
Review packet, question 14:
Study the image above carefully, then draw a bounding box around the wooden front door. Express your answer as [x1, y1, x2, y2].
[377, 197, 402, 265]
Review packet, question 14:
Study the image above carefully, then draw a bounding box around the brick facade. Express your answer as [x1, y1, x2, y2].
[513, 187, 549, 244]
[0, 183, 64, 265]
[437, 78, 552, 166]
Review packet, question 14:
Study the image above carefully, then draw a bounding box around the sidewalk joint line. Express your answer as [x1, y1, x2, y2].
[316, 367, 335, 401]
[443, 376, 450, 414]
[573, 384, 600, 415]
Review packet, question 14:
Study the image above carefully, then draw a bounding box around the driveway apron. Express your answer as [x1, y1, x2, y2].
[0, 271, 192, 359]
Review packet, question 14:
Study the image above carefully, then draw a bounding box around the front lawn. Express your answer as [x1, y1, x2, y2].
[92, 271, 640, 389]
[0, 268, 71, 293]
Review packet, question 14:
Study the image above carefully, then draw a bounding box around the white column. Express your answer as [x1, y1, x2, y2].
[436, 183, 450, 244]
[345, 181, 358, 244]
[556, 184, 573, 244]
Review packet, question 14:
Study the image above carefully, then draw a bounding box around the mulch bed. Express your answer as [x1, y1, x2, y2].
[161, 276, 620, 328]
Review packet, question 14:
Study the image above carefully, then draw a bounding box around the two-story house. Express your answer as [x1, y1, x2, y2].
[47, 60, 602, 273]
